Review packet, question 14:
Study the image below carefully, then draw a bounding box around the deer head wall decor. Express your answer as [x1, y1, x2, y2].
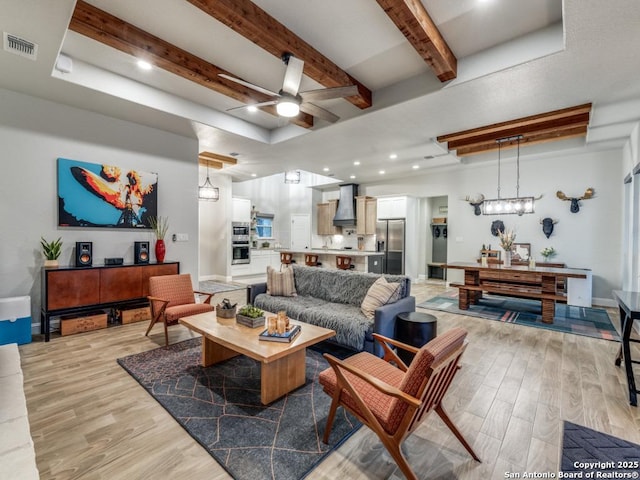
[463, 194, 485, 216]
[556, 188, 595, 213]
[540, 217, 558, 238]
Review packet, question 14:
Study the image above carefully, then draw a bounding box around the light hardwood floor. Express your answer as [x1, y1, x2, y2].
[18, 282, 639, 479]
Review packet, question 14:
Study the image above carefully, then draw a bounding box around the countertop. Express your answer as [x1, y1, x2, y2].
[274, 248, 383, 257]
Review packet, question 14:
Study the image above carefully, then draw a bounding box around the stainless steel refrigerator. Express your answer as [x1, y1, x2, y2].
[373, 219, 405, 275]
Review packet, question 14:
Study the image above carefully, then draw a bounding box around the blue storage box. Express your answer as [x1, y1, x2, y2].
[0, 296, 32, 345]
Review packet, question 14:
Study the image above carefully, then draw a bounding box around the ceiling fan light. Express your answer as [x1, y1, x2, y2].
[277, 100, 300, 117]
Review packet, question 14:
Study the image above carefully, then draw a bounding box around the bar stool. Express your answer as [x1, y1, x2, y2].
[305, 253, 321, 267]
[336, 255, 352, 270]
[280, 252, 295, 270]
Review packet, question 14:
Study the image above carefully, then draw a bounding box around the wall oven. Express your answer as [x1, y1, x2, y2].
[231, 222, 251, 265]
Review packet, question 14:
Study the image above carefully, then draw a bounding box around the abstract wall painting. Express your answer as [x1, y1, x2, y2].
[57, 158, 157, 228]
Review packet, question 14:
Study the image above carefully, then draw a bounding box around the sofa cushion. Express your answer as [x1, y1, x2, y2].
[360, 277, 402, 319]
[302, 302, 373, 351]
[253, 294, 326, 321]
[292, 265, 409, 306]
[266, 266, 297, 297]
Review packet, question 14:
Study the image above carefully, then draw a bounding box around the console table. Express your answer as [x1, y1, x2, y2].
[612, 290, 640, 406]
[41, 262, 179, 341]
[446, 262, 588, 324]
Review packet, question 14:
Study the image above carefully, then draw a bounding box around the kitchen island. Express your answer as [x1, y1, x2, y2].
[275, 249, 383, 272]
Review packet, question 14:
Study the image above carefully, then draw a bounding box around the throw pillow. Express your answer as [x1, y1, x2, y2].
[361, 276, 401, 319]
[266, 266, 297, 297]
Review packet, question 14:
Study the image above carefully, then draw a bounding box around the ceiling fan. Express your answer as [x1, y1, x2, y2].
[219, 53, 358, 123]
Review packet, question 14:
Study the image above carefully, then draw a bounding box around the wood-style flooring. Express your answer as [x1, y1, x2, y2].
[18, 282, 640, 479]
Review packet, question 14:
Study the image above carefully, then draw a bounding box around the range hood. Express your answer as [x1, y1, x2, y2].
[333, 183, 358, 227]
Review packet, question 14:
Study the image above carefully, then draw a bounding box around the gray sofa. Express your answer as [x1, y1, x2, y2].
[247, 264, 415, 357]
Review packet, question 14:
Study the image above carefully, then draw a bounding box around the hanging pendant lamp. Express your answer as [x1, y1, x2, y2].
[199, 164, 219, 201]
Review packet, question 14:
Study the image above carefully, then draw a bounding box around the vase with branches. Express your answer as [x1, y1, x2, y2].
[149, 216, 169, 262]
[497, 229, 516, 267]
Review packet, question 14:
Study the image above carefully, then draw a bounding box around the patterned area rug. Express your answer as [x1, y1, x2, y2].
[117, 338, 360, 480]
[418, 291, 619, 341]
[198, 280, 246, 294]
[562, 421, 640, 475]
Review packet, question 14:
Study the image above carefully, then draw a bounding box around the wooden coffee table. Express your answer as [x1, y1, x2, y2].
[179, 312, 335, 404]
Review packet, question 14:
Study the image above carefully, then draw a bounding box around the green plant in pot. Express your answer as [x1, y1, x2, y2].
[41, 237, 62, 267]
[236, 304, 265, 328]
[149, 216, 169, 262]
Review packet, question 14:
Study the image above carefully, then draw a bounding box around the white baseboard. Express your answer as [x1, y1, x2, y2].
[199, 274, 233, 282]
[592, 297, 617, 308]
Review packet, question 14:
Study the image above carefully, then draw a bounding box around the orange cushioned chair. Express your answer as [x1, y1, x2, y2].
[145, 274, 214, 346]
[319, 327, 480, 480]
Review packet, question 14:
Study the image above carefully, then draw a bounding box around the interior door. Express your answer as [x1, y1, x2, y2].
[290, 214, 311, 250]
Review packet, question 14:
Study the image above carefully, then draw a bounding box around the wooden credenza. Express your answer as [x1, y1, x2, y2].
[41, 262, 179, 341]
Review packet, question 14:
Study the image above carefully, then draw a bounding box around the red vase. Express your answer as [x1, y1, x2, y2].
[155, 239, 166, 263]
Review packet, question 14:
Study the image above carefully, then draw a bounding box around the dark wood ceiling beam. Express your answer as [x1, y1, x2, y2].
[454, 126, 588, 156]
[375, 0, 457, 81]
[198, 151, 237, 165]
[69, 1, 314, 128]
[198, 157, 224, 169]
[184, 0, 372, 109]
[446, 113, 591, 150]
[437, 103, 592, 156]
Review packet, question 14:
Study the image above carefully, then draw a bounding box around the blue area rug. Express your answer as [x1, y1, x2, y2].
[562, 421, 640, 475]
[117, 338, 360, 480]
[418, 291, 619, 341]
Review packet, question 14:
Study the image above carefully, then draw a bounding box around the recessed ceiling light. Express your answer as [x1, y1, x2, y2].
[247, 105, 258, 113]
[353, 161, 360, 166]
[389, 153, 398, 160]
[379, 170, 385, 174]
[350, 175, 356, 179]
[412, 165, 420, 169]
[251, 173, 257, 177]
[137, 60, 152, 70]
[323, 167, 330, 172]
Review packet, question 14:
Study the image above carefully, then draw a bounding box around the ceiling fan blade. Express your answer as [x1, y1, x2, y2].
[300, 102, 340, 123]
[226, 100, 277, 112]
[218, 74, 280, 97]
[300, 85, 358, 102]
[282, 55, 304, 96]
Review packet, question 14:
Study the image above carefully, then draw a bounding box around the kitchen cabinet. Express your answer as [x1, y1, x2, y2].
[232, 197, 251, 223]
[317, 200, 341, 235]
[356, 196, 377, 235]
[377, 196, 407, 219]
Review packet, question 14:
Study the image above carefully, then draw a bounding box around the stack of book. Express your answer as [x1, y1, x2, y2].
[259, 324, 301, 343]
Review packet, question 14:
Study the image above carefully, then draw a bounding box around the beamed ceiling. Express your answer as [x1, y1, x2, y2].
[0, 0, 639, 182]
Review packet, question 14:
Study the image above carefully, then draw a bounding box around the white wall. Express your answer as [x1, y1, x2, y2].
[0, 89, 200, 327]
[360, 147, 624, 303]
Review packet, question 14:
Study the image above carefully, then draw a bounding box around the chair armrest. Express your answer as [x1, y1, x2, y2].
[147, 296, 169, 318]
[193, 290, 214, 305]
[372, 333, 420, 354]
[324, 353, 421, 408]
[371, 333, 420, 372]
[247, 283, 267, 304]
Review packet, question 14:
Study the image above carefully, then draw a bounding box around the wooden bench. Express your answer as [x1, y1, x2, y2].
[449, 282, 566, 324]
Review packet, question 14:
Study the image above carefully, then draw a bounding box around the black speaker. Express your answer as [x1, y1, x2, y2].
[75, 242, 92, 267]
[134, 241, 150, 264]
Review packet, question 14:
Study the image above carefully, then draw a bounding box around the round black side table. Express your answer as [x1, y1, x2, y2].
[395, 311, 438, 365]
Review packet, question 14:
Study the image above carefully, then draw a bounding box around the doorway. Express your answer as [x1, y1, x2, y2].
[290, 214, 311, 250]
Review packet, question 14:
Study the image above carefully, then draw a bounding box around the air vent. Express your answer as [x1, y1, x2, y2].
[3, 32, 38, 60]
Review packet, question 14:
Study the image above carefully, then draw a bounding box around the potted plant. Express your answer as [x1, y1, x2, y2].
[236, 304, 265, 328]
[540, 246, 556, 261]
[149, 216, 169, 262]
[41, 237, 62, 267]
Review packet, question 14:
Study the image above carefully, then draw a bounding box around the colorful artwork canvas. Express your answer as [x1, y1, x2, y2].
[57, 158, 158, 228]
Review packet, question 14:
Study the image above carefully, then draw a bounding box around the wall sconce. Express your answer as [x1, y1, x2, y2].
[198, 164, 219, 201]
[284, 170, 301, 184]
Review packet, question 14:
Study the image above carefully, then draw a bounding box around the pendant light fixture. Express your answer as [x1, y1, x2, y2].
[198, 164, 219, 201]
[482, 135, 535, 215]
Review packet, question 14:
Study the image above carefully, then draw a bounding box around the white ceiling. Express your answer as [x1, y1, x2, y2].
[0, 0, 638, 185]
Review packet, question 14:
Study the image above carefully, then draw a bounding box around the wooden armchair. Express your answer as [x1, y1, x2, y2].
[318, 327, 479, 480]
[145, 274, 214, 346]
